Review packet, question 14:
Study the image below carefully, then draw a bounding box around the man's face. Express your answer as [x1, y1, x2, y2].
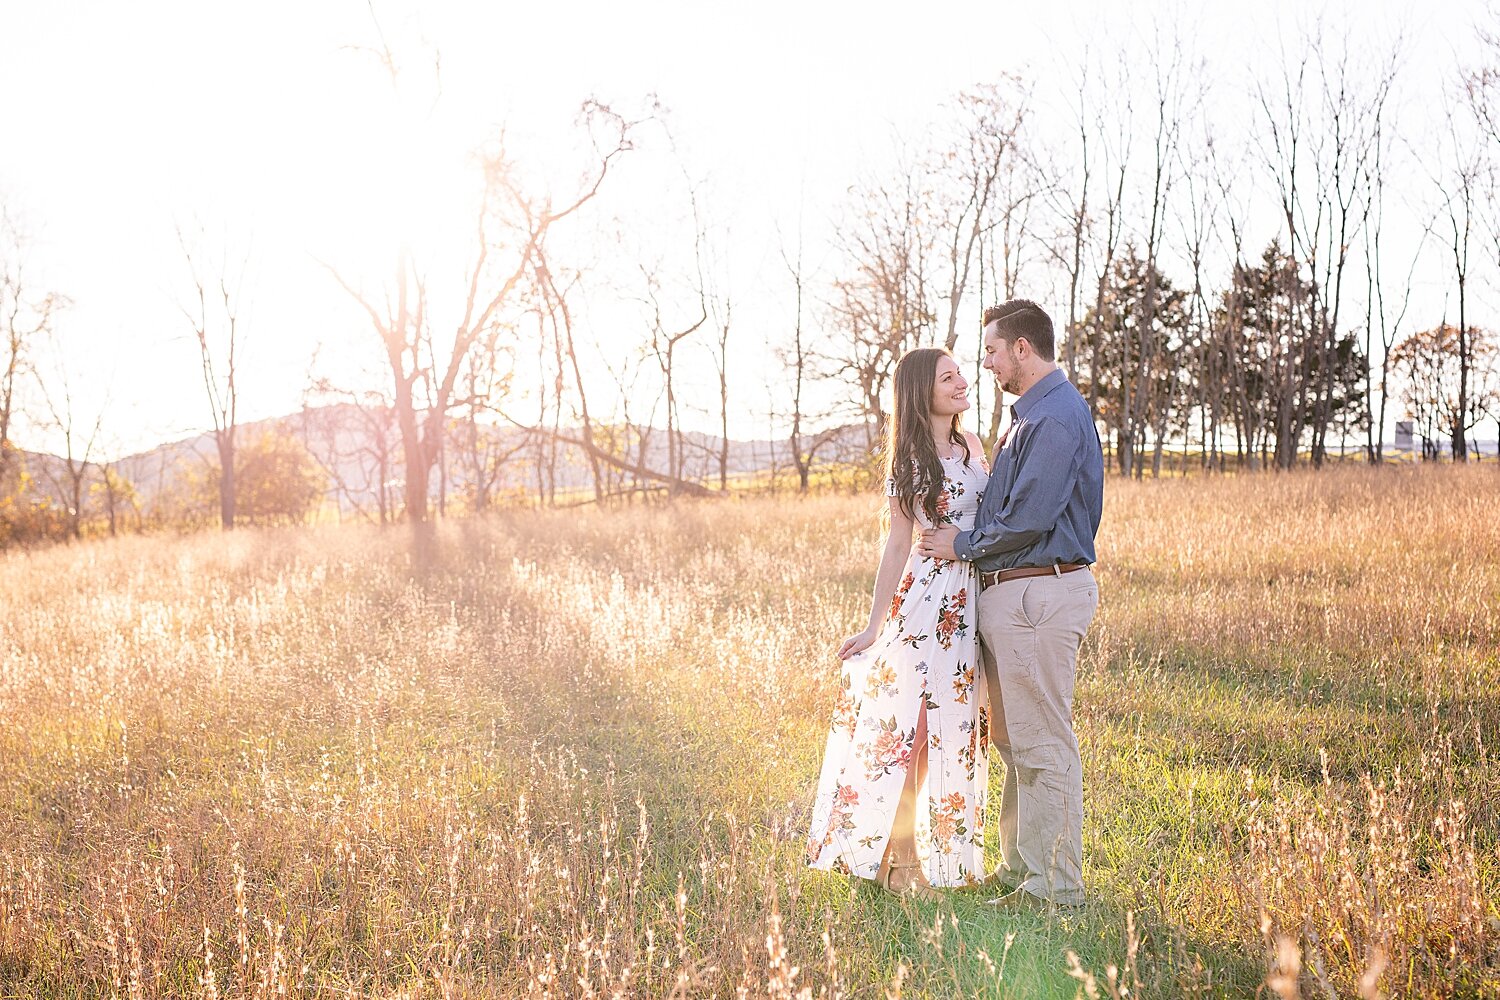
[980, 321, 1024, 395]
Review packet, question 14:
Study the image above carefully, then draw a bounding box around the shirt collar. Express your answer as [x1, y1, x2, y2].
[1010, 368, 1068, 421]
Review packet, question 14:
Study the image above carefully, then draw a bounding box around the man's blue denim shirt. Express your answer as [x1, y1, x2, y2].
[954, 368, 1104, 572]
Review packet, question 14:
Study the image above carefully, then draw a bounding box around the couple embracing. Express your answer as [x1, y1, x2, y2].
[805, 299, 1104, 911]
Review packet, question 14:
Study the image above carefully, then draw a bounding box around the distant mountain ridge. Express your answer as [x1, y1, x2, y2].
[21, 408, 1479, 519]
[15, 405, 873, 517]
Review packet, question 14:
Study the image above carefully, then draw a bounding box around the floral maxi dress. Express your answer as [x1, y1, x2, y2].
[805, 454, 990, 887]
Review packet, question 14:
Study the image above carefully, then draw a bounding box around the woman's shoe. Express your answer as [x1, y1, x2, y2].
[879, 860, 943, 902]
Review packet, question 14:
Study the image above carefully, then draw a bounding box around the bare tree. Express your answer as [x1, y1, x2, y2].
[1254, 24, 1391, 468]
[1176, 129, 1226, 471]
[709, 277, 732, 493]
[524, 304, 561, 506]
[831, 149, 937, 449]
[638, 258, 707, 488]
[932, 81, 1030, 352]
[1078, 52, 1134, 454]
[1041, 53, 1096, 388]
[533, 250, 604, 502]
[974, 134, 1043, 448]
[1425, 107, 1485, 461]
[90, 458, 135, 538]
[778, 228, 839, 493]
[1470, 8, 1500, 129]
[454, 317, 528, 512]
[1309, 36, 1395, 464]
[611, 352, 661, 499]
[299, 384, 405, 524]
[1391, 324, 1499, 458]
[566, 348, 719, 499]
[1124, 25, 1199, 479]
[176, 224, 248, 529]
[1361, 118, 1425, 463]
[0, 208, 63, 479]
[513, 262, 717, 503]
[1466, 19, 1500, 458]
[329, 102, 640, 547]
[33, 334, 105, 540]
[1206, 133, 1259, 469]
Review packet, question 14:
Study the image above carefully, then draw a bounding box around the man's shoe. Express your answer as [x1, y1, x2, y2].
[983, 888, 1083, 913]
[977, 867, 1026, 893]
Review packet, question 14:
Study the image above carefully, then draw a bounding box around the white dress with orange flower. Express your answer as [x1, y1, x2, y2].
[805, 453, 991, 887]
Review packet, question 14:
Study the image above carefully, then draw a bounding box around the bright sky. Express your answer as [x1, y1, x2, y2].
[0, 0, 1489, 459]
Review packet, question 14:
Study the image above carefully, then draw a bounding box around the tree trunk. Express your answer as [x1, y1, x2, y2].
[217, 433, 236, 530]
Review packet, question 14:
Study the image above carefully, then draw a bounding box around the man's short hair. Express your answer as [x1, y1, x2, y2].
[982, 299, 1055, 361]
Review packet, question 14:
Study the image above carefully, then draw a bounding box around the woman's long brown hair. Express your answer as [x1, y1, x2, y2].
[885, 347, 970, 523]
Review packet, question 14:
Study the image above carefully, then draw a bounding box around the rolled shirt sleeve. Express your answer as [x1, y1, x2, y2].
[954, 416, 1081, 562]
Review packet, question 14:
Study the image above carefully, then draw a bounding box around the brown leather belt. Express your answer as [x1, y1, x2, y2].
[978, 562, 1089, 590]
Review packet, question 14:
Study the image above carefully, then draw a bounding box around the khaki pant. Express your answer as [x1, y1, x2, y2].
[977, 568, 1098, 905]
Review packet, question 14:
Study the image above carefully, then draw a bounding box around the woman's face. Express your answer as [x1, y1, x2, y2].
[929, 355, 970, 417]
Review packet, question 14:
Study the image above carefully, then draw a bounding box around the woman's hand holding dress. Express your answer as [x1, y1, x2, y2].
[837, 626, 877, 660]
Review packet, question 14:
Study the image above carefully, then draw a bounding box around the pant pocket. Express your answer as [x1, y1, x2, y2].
[1017, 580, 1045, 629]
[1065, 581, 1097, 601]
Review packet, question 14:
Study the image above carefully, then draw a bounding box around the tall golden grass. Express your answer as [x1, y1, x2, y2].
[0, 464, 1496, 997]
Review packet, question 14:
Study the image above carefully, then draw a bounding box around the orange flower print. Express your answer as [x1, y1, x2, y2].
[872, 730, 908, 769]
[959, 719, 983, 780]
[864, 658, 897, 699]
[929, 790, 970, 852]
[808, 783, 862, 863]
[831, 684, 857, 735]
[888, 572, 915, 623]
[951, 664, 975, 704]
[917, 553, 948, 585]
[934, 478, 967, 526]
[935, 588, 968, 650]
[862, 717, 914, 778]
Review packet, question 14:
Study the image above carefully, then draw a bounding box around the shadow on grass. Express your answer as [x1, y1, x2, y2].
[1083, 632, 1500, 836]
[455, 603, 1268, 995]
[397, 544, 1308, 995]
[794, 870, 1264, 999]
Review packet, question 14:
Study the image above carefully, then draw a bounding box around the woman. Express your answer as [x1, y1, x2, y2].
[805, 347, 990, 897]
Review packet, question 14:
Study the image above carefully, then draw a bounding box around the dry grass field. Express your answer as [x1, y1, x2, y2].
[1, 464, 1497, 998]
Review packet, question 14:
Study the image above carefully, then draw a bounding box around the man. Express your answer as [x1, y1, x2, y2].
[917, 299, 1103, 910]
